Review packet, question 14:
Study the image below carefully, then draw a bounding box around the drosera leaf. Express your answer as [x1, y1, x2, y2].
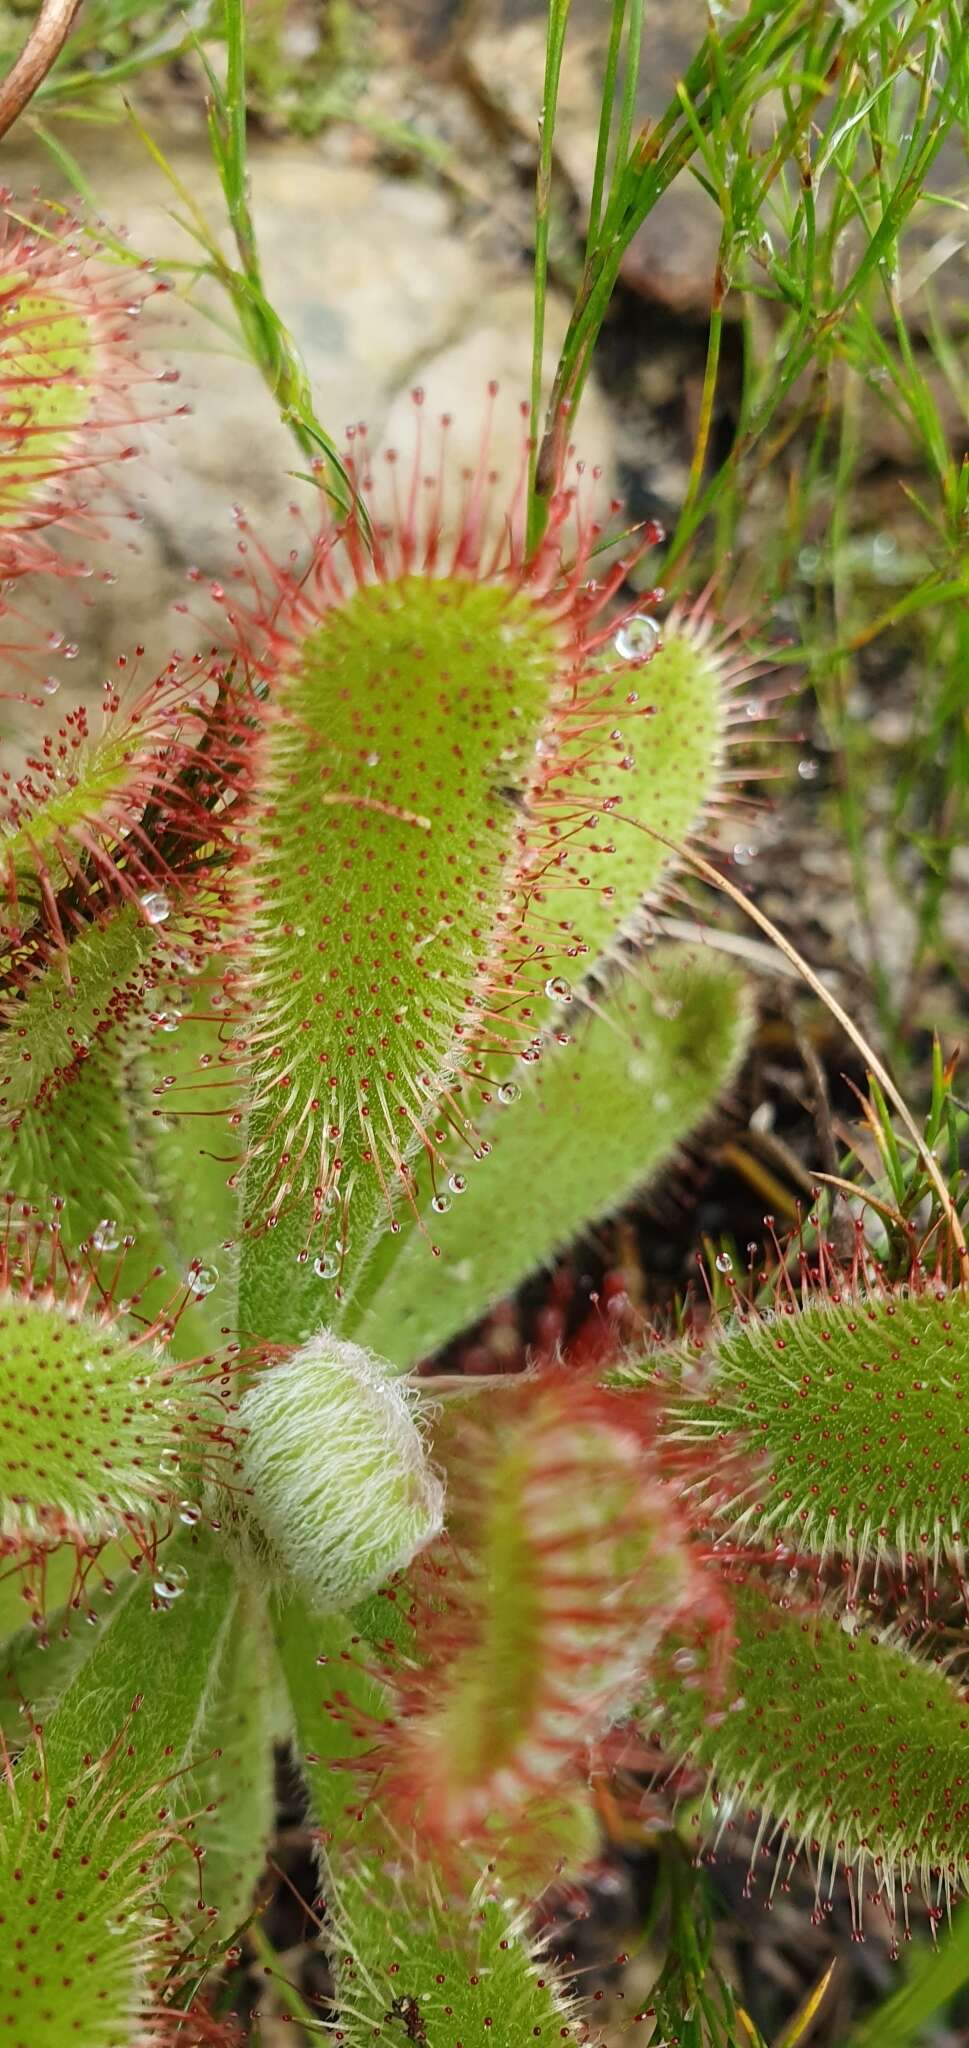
[0, 931, 236, 1356]
[233, 568, 569, 1345]
[670, 1286, 969, 1574]
[271, 1593, 593, 2047]
[237, 1334, 443, 1610]
[0, 909, 156, 1123]
[368, 1369, 725, 1858]
[167, 1582, 280, 1948]
[646, 1577, 969, 1935]
[0, 1566, 138, 1751]
[0, 1529, 235, 2048]
[347, 948, 750, 1369]
[0, 1223, 238, 1562]
[228, 422, 702, 1349]
[0, 653, 240, 974]
[529, 600, 740, 977]
[0, 197, 175, 569]
[323, 1855, 593, 2048]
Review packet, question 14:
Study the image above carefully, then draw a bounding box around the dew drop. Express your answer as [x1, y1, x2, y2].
[672, 1648, 699, 1673]
[431, 1193, 451, 1215]
[365, 751, 381, 767]
[797, 757, 819, 781]
[715, 1251, 733, 1273]
[186, 1262, 219, 1297]
[732, 843, 758, 865]
[614, 614, 660, 661]
[92, 1219, 121, 1252]
[178, 1501, 202, 1526]
[155, 1010, 182, 1033]
[497, 1081, 521, 1106]
[140, 890, 171, 925]
[153, 1563, 188, 1603]
[158, 1448, 181, 1477]
[448, 1173, 467, 1196]
[544, 976, 572, 1003]
[314, 1250, 340, 1280]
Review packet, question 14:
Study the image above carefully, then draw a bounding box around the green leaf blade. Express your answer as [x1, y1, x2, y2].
[650, 1578, 969, 1913]
[350, 949, 750, 1370]
[673, 1288, 969, 1570]
[0, 1531, 235, 2047]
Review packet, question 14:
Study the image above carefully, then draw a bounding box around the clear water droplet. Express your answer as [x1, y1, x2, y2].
[178, 1501, 201, 1526]
[431, 1193, 451, 1215]
[614, 614, 660, 661]
[314, 1250, 340, 1280]
[365, 751, 380, 767]
[797, 757, 819, 781]
[153, 1562, 188, 1603]
[155, 1010, 182, 1033]
[715, 1251, 733, 1273]
[732, 843, 758, 865]
[92, 1219, 120, 1253]
[672, 1648, 698, 1673]
[140, 890, 171, 925]
[544, 976, 572, 1003]
[158, 1448, 181, 1477]
[186, 1262, 219, 1297]
[447, 1173, 467, 1196]
[497, 1081, 521, 1106]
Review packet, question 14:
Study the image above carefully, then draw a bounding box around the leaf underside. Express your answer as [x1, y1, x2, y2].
[348, 948, 749, 1367]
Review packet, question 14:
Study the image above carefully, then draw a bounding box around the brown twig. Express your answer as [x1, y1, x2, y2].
[0, 0, 82, 142]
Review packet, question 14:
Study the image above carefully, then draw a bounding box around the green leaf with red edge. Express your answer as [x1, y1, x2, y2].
[271, 1592, 591, 2047]
[669, 1287, 969, 1572]
[0, 1530, 235, 2048]
[233, 502, 739, 1354]
[647, 1577, 969, 1921]
[235, 571, 569, 1345]
[0, 917, 238, 1352]
[0, 203, 162, 551]
[0, 661, 234, 969]
[370, 1371, 706, 1855]
[347, 948, 749, 1367]
[0, 1258, 234, 1559]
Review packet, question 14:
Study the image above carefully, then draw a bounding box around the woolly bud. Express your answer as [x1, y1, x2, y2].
[237, 1334, 444, 1608]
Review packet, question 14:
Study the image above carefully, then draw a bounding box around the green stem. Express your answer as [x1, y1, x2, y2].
[526, 0, 572, 555]
[585, 0, 627, 257]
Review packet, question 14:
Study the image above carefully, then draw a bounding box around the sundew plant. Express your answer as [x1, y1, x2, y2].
[0, 1, 967, 2044]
